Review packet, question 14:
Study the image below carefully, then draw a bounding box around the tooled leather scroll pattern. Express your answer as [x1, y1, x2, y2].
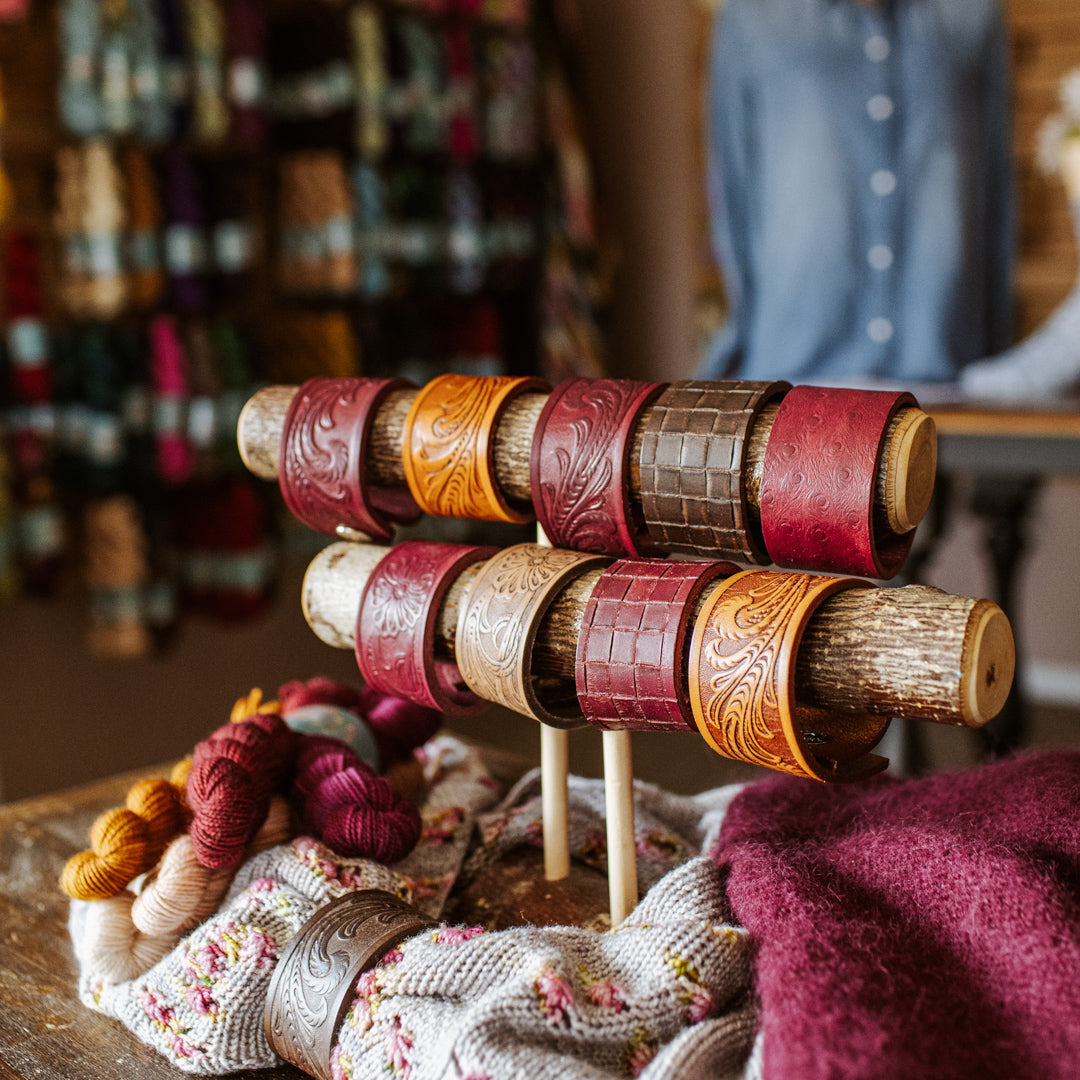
[533, 378, 663, 556]
[577, 559, 732, 733]
[281, 378, 386, 539]
[404, 374, 544, 522]
[456, 543, 605, 723]
[356, 542, 495, 716]
[759, 385, 916, 579]
[264, 891, 435, 1080]
[638, 380, 788, 562]
[357, 556, 437, 703]
[694, 572, 820, 776]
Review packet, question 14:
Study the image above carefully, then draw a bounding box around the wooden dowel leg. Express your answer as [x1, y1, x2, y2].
[541, 724, 571, 882]
[536, 522, 571, 882]
[603, 729, 638, 925]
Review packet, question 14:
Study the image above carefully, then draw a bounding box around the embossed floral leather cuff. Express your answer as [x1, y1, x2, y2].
[355, 541, 497, 718]
[688, 570, 889, 782]
[759, 385, 916, 579]
[637, 380, 789, 562]
[530, 377, 667, 556]
[402, 373, 549, 522]
[456, 543, 610, 728]
[264, 890, 436, 1080]
[279, 377, 421, 542]
[576, 558, 736, 732]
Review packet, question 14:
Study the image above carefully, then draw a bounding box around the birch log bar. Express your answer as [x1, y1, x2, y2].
[237, 384, 937, 538]
[303, 542, 1014, 730]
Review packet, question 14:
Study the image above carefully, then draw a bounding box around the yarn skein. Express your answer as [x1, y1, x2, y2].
[61, 777, 188, 900]
[290, 734, 421, 863]
[185, 712, 296, 870]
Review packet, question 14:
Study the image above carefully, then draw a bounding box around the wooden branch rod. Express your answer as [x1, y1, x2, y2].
[303, 542, 1014, 730]
[239, 384, 937, 536]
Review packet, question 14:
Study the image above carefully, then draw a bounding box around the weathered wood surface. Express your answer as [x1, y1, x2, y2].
[303, 542, 1015, 729]
[0, 767, 302, 1080]
[238, 385, 936, 539]
[0, 747, 543, 1080]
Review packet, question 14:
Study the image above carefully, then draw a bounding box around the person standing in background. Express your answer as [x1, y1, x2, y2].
[698, 0, 1016, 388]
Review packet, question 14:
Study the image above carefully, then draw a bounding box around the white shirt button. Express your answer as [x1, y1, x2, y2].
[867, 317, 894, 343]
[867, 94, 895, 121]
[865, 35, 891, 62]
[870, 169, 897, 196]
[868, 244, 894, 270]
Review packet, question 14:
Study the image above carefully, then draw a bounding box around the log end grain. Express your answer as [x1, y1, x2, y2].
[885, 408, 937, 534]
[237, 386, 298, 481]
[302, 540, 390, 650]
[959, 600, 1015, 727]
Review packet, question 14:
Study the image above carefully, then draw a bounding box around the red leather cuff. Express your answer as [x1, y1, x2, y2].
[530, 377, 667, 556]
[279, 377, 420, 542]
[759, 385, 916, 579]
[576, 557, 736, 732]
[356, 540, 497, 718]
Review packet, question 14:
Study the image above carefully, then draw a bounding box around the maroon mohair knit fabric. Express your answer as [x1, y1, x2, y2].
[710, 750, 1080, 1080]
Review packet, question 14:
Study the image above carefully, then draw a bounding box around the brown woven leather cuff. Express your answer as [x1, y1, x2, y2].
[576, 558, 736, 732]
[638, 380, 789, 562]
[264, 890, 436, 1080]
[279, 377, 421, 542]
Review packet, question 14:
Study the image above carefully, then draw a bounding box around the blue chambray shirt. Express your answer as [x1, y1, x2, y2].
[698, 0, 1016, 384]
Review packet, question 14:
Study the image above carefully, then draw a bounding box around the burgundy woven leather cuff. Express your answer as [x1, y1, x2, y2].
[356, 540, 497, 718]
[531, 377, 667, 556]
[576, 557, 737, 732]
[637, 380, 789, 563]
[279, 377, 420, 542]
[759, 385, 916, 579]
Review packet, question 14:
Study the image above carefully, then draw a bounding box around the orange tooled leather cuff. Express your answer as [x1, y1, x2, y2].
[402, 373, 549, 522]
[688, 570, 890, 782]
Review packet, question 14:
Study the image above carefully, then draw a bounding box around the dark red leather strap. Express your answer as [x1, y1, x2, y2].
[637, 380, 789, 562]
[355, 541, 496, 718]
[576, 557, 736, 732]
[531, 377, 667, 556]
[279, 377, 420, 542]
[759, 385, 916, 579]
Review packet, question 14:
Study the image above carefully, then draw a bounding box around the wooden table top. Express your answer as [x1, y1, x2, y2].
[0, 767, 301, 1080]
[0, 748, 604, 1080]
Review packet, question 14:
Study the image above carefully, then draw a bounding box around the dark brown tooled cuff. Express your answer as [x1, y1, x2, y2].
[530, 377, 667, 556]
[637, 380, 789, 562]
[279, 377, 421, 542]
[576, 558, 736, 732]
[759, 385, 917, 579]
[355, 541, 497, 718]
[264, 890, 436, 1080]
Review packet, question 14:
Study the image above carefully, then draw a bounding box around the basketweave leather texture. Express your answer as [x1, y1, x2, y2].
[576, 558, 734, 733]
[637, 380, 789, 562]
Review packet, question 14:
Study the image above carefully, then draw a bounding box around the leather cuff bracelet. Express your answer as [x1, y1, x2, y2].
[576, 557, 736, 733]
[759, 385, 916, 579]
[638, 380, 789, 562]
[279, 377, 421, 542]
[531, 377, 667, 556]
[688, 570, 889, 782]
[264, 890, 436, 1080]
[356, 541, 497, 718]
[402, 373, 549, 522]
[456, 543, 610, 728]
